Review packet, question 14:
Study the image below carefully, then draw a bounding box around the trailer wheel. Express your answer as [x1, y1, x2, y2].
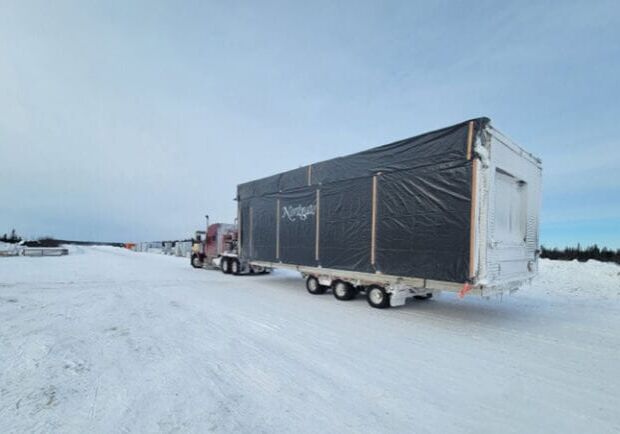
[231, 259, 241, 275]
[190, 255, 203, 269]
[414, 293, 433, 300]
[366, 285, 390, 309]
[332, 280, 356, 301]
[306, 276, 327, 295]
[220, 258, 231, 274]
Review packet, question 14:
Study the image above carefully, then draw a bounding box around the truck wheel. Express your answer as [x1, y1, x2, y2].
[367, 285, 390, 309]
[221, 258, 231, 274]
[333, 280, 356, 301]
[191, 255, 203, 269]
[414, 293, 433, 300]
[231, 259, 241, 275]
[306, 276, 327, 295]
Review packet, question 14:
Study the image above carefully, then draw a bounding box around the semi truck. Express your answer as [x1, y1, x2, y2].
[190, 222, 268, 275]
[194, 117, 542, 309]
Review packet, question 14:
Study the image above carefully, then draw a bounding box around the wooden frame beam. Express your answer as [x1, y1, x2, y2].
[371, 175, 378, 266]
[315, 189, 320, 261]
[466, 120, 475, 160]
[469, 159, 478, 279]
[276, 199, 280, 260]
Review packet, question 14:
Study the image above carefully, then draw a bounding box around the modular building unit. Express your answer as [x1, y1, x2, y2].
[237, 118, 542, 306]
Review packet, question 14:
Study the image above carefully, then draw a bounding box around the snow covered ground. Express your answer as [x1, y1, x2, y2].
[1, 246, 619, 433]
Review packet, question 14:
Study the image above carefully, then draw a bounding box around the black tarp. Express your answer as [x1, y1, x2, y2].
[248, 196, 278, 262]
[237, 117, 489, 283]
[278, 188, 317, 265]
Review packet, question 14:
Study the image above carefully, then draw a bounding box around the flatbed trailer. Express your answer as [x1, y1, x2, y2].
[232, 118, 541, 308]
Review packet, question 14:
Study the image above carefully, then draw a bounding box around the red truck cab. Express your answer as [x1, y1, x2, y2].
[190, 223, 237, 268]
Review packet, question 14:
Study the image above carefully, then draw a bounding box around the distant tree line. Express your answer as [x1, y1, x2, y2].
[33, 237, 123, 247]
[0, 229, 22, 244]
[1, 230, 124, 247]
[541, 244, 620, 265]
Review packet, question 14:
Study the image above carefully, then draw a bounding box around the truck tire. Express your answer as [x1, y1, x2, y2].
[221, 258, 231, 274]
[231, 259, 241, 275]
[306, 276, 327, 295]
[332, 280, 356, 301]
[366, 285, 390, 309]
[414, 293, 433, 300]
[191, 255, 203, 269]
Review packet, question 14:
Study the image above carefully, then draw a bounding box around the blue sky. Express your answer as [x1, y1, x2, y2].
[1, 0, 619, 247]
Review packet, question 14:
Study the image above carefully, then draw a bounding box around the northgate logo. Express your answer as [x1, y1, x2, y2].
[281, 204, 316, 222]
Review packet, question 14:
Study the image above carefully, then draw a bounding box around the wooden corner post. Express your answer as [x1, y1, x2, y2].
[467, 121, 477, 280]
[466, 120, 475, 161]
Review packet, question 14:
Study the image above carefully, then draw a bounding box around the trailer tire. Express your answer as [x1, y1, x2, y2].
[191, 255, 203, 269]
[231, 259, 241, 275]
[221, 258, 231, 274]
[366, 285, 390, 309]
[414, 293, 433, 300]
[332, 280, 356, 301]
[306, 276, 327, 295]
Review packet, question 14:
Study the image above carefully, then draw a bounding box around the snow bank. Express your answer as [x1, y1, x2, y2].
[534, 258, 620, 299]
[0, 241, 19, 255]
